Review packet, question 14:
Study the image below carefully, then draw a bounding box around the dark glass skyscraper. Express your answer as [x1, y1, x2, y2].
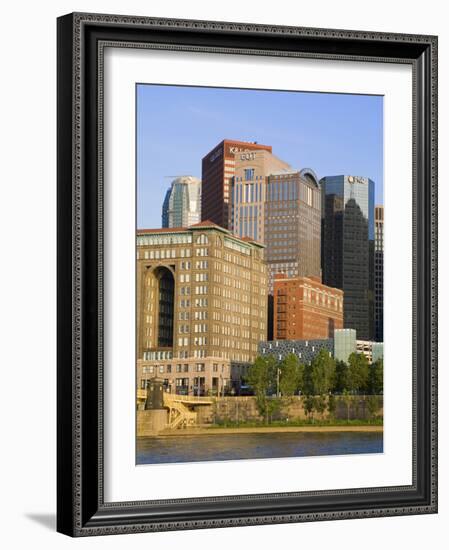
[320, 175, 375, 340]
[374, 205, 384, 342]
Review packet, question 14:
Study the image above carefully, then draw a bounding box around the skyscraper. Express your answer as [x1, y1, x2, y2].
[161, 176, 201, 228]
[320, 175, 375, 340]
[374, 205, 384, 342]
[230, 149, 292, 242]
[201, 140, 272, 229]
[264, 168, 322, 292]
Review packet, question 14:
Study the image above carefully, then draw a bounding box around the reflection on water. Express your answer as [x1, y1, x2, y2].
[137, 431, 383, 465]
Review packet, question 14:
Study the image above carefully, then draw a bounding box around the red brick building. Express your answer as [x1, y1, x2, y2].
[273, 274, 344, 340]
[201, 139, 272, 229]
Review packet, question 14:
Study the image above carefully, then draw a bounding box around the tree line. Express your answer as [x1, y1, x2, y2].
[245, 350, 383, 423]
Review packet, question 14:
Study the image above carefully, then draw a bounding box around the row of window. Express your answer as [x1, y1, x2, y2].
[140, 244, 265, 262]
[142, 350, 173, 361]
[142, 363, 207, 374]
[223, 237, 252, 257]
[232, 180, 264, 205]
[170, 350, 253, 362]
[179, 273, 208, 283]
[179, 298, 209, 308]
[137, 233, 212, 248]
[177, 337, 208, 347]
[138, 248, 190, 260]
[137, 234, 192, 246]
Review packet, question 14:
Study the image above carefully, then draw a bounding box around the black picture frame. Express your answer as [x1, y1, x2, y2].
[57, 12, 438, 536]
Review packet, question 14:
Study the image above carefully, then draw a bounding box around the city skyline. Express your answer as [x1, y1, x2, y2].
[137, 84, 383, 229]
[135, 82, 384, 460]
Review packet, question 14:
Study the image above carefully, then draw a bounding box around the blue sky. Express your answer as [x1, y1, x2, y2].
[137, 84, 383, 229]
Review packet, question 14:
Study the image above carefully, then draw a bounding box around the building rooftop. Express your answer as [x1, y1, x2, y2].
[202, 139, 272, 161]
[137, 220, 224, 234]
[189, 220, 225, 229]
[269, 169, 300, 177]
[137, 221, 265, 248]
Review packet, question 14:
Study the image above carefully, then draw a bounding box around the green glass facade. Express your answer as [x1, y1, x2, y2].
[333, 328, 357, 363]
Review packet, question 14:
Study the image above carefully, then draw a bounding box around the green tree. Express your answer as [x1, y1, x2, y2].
[347, 352, 369, 394]
[246, 355, 278, 423]
[327, 393, 337, 418]
[279, 353, 304, 397]
[334, 360, 350, 393]
[303, 395, 316, 420]
[314, 395, 327, 418]
[366, 395, 382, 420]
[310, 349, 336, 396]
[265, 397, 282, 423]
[302, 350, 336, 421]
[368, 358, 383, 395]
[341, 389, 352, 421]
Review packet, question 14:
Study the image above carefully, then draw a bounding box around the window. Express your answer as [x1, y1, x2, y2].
[195, 285, 208, 295]
[196, 234, 209, 244]
[244, 168, 255, 181]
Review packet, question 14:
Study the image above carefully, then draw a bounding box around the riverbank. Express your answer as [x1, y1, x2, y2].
[155, 424, 383, 437]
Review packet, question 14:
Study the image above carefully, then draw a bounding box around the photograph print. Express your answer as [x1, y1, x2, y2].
[135, 84, 384, 465]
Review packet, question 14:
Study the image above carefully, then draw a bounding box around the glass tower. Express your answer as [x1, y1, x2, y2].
[333, 328, 357, 363]
[161, 176, 201, 228]
[320, 175, 375, 340]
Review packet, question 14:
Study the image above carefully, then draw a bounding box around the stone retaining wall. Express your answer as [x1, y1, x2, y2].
[197, 395, 383, 425]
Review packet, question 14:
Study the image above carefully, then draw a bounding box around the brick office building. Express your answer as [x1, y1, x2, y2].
[201, 139, 272, 229]
[273, 273, 344, 340]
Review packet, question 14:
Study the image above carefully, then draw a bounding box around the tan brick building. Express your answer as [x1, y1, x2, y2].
[273, 274, 344, 340]
[136, 221, 267, 395]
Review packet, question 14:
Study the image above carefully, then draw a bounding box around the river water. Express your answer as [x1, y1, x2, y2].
[137, 431, 383, 464]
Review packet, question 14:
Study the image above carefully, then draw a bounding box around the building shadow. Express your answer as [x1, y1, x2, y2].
[25, 513, 56, 531]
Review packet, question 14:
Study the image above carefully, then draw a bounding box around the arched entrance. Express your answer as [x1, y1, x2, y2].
[153, 266, 175, 347]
